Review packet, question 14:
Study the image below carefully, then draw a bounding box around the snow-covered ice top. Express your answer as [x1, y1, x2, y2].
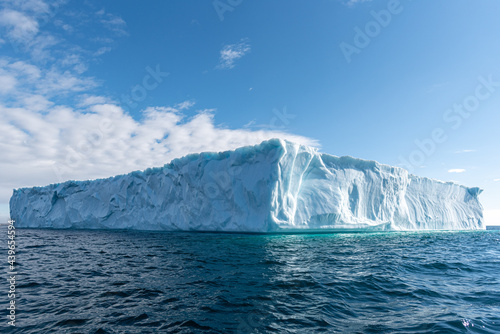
[10, 139, 484, 232]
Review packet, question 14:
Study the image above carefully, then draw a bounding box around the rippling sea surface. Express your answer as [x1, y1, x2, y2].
[1, 227, 500, 333]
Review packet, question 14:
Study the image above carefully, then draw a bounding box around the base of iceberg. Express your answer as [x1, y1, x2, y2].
[10, 139, 484, 232]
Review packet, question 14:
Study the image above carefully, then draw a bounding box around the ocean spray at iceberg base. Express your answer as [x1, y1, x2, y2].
[10, 139, 484, 232]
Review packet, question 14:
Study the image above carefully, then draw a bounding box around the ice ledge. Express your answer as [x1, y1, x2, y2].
[10, 139, 484, 232]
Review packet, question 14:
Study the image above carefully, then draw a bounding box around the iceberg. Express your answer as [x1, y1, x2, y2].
[9, 139, 484, 232]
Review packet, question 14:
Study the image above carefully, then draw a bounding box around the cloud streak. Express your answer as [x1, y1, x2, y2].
[0, 9, 39, 41]
[448, 169, 466, 173]
[455, 149, 476, 154]
[344, 0, 372, 7]
[217, 39, 250, 69]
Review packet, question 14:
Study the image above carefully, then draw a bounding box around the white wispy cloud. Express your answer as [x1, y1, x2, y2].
[0, 1, 66, 61]
[344, 0, 372, 7]
[0, 1, 123, 110]
[0, 58, 97, 100]
[94, 46, 112, 57]
[96, 9, 127, 36]
[16, 0, 52, 14]
[494, 178, 500, 182]
[0, 9, 39, 41]
[22, 94, 53, 112]
[175, 100, 196, 110]
[0, 0, 126, 64]
[78, 94, 113, 107]
[217, 39, 251, 69]
[54, 19, 73, 33]
[455, 149, 476, 154]
[448, 169, 466, 173]
[0, 72, 17, 93]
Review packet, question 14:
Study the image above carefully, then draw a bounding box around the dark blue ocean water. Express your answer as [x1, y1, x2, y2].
[1, 227, 500, 333]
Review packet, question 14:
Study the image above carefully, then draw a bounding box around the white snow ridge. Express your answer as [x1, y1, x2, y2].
[10, 139, 484, 232]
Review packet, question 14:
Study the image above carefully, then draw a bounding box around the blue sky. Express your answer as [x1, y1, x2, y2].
[1, 0, 499, 224]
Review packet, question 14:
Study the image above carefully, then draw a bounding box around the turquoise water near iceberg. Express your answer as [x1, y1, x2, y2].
[1, 227, 500, 333]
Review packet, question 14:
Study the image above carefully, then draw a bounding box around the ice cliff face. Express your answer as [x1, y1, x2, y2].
[10, 139, 484, 232]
